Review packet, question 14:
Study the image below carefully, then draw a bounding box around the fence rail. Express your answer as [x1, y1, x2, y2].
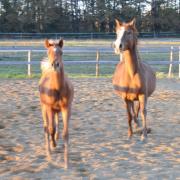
[0, 47, 180, 78]
[0, 32, 180, 39]
[0, 60, 180, 65]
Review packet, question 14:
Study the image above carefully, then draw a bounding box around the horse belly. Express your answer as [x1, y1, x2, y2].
[148, 71, 156, 96]
[126, 92, 139, 101]
[142, 63, 156, 97]
[52, 102, 61, 112]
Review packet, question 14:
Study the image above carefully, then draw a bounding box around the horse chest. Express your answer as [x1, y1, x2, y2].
[113, 67, 142, 101]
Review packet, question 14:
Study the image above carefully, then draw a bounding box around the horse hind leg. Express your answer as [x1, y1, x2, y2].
[62, 107, 71, 147]
[139, 95, 148, 141]
[132, 101, 140, 129]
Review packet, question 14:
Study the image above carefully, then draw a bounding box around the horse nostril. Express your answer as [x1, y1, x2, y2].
[119, 44, 122, 49]
[56, 62, 59, 67]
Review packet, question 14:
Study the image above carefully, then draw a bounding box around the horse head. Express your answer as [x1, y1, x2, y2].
[44, 39, 64, 72]
[113, 18, 137, 54]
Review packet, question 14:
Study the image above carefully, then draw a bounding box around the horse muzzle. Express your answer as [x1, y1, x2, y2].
[119, 43, 124, 51]
[119, 43, 128, 52]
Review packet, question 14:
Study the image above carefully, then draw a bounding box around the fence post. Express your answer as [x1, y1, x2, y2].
[96, 51, 100, 77]
[179, 46, 180, 78]
[28, 50, 31, 77]
[168, 46, 173, 78]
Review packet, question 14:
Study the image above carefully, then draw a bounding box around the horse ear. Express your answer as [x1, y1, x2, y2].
[128, 18, 136, 28]
[115, 19, 122, 28]
[59, 39, 63, 48]
[44, 39, 50, 48]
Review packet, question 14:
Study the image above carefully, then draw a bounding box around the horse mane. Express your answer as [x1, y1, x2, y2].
[41, 57, 53, 73]
[121, 26, 141, 66]
[132, 27, 142, 65]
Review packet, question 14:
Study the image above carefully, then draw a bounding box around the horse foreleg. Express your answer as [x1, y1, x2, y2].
[42, 106, 51, 158]
[125, 100, 133, 138]
[135, 101, 140, 119]
[132, 101, 140, 129]
[46, 108, 56, 149]
[64, 143, 69, 169]
[55, 113, 60, 141]
[139, 95, 147, 141]
[62, 107, 70, 147]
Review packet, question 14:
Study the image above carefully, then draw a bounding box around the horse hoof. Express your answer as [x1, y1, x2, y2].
[147, 128, 151, 134]
[50, 141, 56, 150]
[136, 127, 151, 136]
[141, 134, 147, 142]
[46, 152, 52, 161]
[128, 129, 133, 138]
[55, 132, 60, 141]
[63, 141, 69, 148]
[128, 134, 133, 140]
[64, 162, 69, 169]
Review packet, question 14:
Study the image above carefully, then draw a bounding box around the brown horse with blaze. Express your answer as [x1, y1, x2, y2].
[39, 39, 74, 159]
[112, 18, 156, 141]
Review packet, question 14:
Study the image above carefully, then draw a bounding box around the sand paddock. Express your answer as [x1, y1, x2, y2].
[0, 78, 179, 179]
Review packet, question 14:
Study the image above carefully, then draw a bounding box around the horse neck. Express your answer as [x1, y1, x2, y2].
[122, 47, 139, 77]
[50, 66, 65, 90]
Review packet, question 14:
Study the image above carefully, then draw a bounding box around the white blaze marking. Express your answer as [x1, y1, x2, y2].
[53, 47, 57, 52]
[114, 27, 125, 55]
[49, 39, 54, 44]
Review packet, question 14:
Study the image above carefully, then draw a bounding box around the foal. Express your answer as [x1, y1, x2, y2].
[39, 39, 74, 157]
[113, 19, 156, 140]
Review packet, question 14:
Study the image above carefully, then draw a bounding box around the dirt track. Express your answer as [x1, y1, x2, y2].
[0, 78, 179, 179]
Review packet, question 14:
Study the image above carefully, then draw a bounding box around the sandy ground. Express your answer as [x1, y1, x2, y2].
[0, 78, 179, 179]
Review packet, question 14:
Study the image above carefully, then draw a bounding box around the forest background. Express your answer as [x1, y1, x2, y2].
[0, 0, 180, 35]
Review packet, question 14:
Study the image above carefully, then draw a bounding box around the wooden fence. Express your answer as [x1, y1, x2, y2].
[0, 32, 180, 39]
[0, 47, 180, 78]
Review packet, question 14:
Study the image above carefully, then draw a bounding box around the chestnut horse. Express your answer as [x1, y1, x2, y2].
[39, 39, 74, 158]
[112, 19, 156, 140]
